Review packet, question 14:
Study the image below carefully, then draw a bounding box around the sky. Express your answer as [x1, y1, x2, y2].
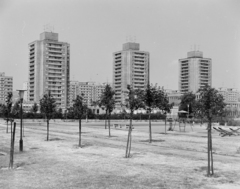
[0, 0, 240, 91]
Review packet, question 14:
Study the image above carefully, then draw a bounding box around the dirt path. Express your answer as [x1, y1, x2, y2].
[1, 123, 239, 162]
[1, 122, 240, 189]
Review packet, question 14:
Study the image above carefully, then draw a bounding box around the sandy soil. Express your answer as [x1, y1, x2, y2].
[0, 119, 240, 189]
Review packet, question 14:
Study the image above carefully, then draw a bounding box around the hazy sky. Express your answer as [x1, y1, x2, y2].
[0, 0, 240, 90]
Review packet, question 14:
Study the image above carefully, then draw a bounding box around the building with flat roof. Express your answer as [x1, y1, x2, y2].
[28, 31, 70, 110]
[218, 87, 240, 117]
[69, 81, 106, 107]
[0, 72, 13, 104]
[179, 50, 212, 93]
[23, 81, 29, 102]
[113, 42, 150, 106]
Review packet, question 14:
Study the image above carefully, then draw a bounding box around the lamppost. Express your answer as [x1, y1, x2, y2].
[17, 89, 26, 152]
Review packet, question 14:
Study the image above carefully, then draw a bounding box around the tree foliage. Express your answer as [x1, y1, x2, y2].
[31, 103, 38, 114]
[99, 84, 115, 136]
[179, 92, 196, 115]
[141, 85, 173, 140]
[197, 85, 226, 176]
[123, 85, 144, 158]
[2, 92, 13, 133]
[39, 91, 56, 141]
[73, 95, 87, 147]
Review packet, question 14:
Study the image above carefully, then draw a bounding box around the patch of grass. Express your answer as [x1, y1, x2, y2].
[30, 147, 39, 150]
[48, 138, 64, 141]
[139, 139, 165, 142]
[236, 147, 240, 154]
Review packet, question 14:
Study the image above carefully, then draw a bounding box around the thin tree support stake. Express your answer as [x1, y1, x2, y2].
[9, 122, 16, 169]
[47, 120, 49, 141]
[79, 119, 81, 147]
[149, 114, 152, 143]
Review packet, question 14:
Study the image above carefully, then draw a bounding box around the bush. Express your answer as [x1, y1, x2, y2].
[227, 120, 240, 126]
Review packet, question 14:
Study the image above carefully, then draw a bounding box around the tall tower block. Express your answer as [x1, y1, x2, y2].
[179, 50, 212, 93]
[113, 42, 150, 105]
[28, 31, 70, 110]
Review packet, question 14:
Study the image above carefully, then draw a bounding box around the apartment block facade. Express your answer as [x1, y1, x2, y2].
[0, 72, 13, 104]
[69, 81, 105, 107]
[113, 42, 150, 105]
[218, 87, 240, 117]
[23, 81, 29, 102]
[28, 32, 70, 110]
[179, 50, 212, 93]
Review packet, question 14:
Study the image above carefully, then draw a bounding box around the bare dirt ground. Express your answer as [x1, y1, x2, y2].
[1, 119, 240, 189]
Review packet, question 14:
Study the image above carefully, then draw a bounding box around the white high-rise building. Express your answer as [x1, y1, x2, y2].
[0, 72, 13, 104]
[69, 81, 105, 107]
[23, 81, 29, 101]
[179, 50, 212, 93]
[113, 42, 150, 105]
[28, 31, 70, 110]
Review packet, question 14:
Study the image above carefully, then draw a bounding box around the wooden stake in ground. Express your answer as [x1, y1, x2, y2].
[9, 122, 16, 169]
[125, 116, 133, 158]
[108, 114, 111, 137]
[79, 118, 82, 147]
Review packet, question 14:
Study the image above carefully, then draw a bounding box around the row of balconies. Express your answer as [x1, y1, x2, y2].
[48, 65, 62, 69]
[200, 66, 208, 69]
[181, 63, 188, 67]
[134, 52, 145, 56]
[134, 60, 144, 63]
[48, 50, 63, 54]
[133, 75, 144, 78]
[200, 63, 208, 66]
[48, 56, 63, 60]
[48, 48, 62, 52]
[200, 60, 209, 63]
[134, 64, 145, 67]
[200, 70, 209, 73]
[48, 43, 62, 47]
[134, 56, 145, 59]
[134, 71, 144, 74]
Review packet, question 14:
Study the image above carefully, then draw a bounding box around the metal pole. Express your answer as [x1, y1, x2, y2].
[19, 99, 23, 151]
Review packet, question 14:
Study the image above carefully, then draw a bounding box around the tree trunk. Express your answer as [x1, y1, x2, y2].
[47, 119, 49, 141]
[105, 111, 107, 129]
[128, 118, 133, 158]
[79, 118, 82, 147]
[23, 118, 24, 137]
[125, 112, 132, 158]
[6, 120, 8, 133]
[149, 113, 152, 143]
[207, 119, 214, 176]
[108, 114, 111, 137]
[9, 122, 16, 169]
[210, 120, 214, 175]
[165, 116, 167, 134]
[11, 121, 13, 135]
[207, 121, 210, 176]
